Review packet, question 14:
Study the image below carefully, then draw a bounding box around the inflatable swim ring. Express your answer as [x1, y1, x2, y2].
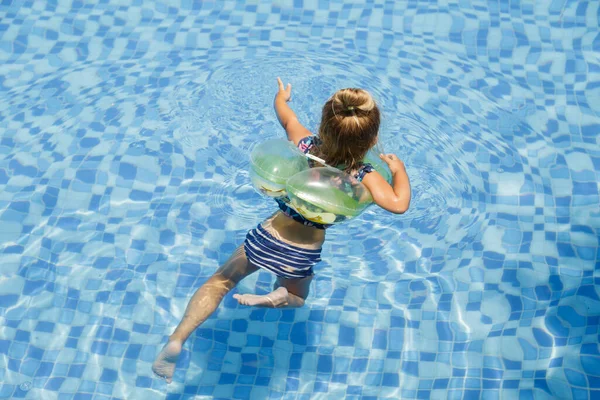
[286, 167, 373, 224]
[249, 139, 392, 224]
[249, 139, 309, 197]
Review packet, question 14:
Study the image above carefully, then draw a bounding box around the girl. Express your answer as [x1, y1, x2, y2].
[152, 78, 411, 382]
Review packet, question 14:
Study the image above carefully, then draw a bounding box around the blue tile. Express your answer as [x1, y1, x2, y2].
[44, 378, 65, 391]
[382, 373, 399, 386]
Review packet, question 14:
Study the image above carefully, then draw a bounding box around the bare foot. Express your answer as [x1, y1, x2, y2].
[233, 287, 289, 307]
[152, 340, 182, 383]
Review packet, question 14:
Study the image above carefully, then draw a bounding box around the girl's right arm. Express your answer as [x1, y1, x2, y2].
[274, 78, 313, 145]
[361, 154, 411, 214]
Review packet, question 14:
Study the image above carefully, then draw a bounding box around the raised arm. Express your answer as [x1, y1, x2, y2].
[274, 78, 313, 145]
[361, 154, 411, 214]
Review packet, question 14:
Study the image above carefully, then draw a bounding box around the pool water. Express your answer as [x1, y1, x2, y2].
[1, 1, 599, 399]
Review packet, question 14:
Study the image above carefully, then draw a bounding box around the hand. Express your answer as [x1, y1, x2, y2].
[379, 153, 405, 174]
[276, 77, 292, 102]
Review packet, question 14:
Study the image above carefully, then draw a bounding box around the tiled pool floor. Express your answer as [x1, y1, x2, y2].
[0, 1, 599, 399]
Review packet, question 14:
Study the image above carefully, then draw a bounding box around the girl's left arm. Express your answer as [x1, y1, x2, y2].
[362, 154, 411, 214]
[274, 78, 313, 145]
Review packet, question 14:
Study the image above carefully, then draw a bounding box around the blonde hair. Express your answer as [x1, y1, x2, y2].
[315, 88, 380, 173]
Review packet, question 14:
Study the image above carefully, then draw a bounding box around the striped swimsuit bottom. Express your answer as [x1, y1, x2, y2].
[243, 224, 322, 279]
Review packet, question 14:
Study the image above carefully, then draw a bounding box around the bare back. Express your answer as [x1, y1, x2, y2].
[262, 212, 325, 250]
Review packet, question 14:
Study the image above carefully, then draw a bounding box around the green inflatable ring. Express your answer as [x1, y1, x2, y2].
[249, 138, 392, 224]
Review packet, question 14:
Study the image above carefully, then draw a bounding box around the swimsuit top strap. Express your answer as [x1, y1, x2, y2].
[298, 136, 317, 154]
[355, 163, 374, 182]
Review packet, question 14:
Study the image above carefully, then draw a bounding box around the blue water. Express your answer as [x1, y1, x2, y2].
[1, 1, 599, 399]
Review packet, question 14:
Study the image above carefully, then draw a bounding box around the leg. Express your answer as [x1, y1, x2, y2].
[169, 246, 258, 343]
[234, 274, 313, 308]
[277, 275, 313, 308]
[152, 245, 258, 382]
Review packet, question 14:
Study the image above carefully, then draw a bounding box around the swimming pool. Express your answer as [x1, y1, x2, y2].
[1, 0, 599, 399]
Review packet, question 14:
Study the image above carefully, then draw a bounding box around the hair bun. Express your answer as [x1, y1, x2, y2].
[333, 88, 376, 115]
